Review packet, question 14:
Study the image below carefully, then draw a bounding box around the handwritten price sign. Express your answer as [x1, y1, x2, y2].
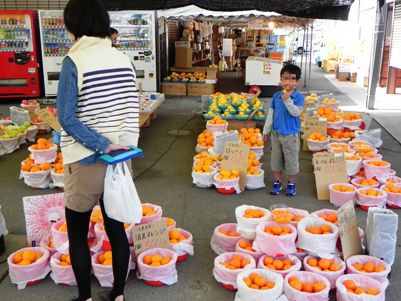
[132, 220, 169, 255]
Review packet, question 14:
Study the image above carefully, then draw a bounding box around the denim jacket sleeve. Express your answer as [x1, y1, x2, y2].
[56, 57, 110, 157]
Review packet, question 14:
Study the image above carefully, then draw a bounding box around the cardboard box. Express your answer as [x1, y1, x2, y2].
[337, 72, 350, 81]
[161, 82, 187, 96]
[227, 120, 257, 130]
[175, 41, 191, 48]
[175, 47, 192, 68]
[187, 83, 215, 96]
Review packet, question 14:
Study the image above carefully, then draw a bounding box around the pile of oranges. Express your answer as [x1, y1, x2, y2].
[194, 151, 220, 162]
[21, 161, 51, 173]
[357, 151, 380, 159]
[240, 128, 264, 147]
[351, 261, 385, 273]
[58, 254, 71, 266]
[382, 183, 401, 194]
[263, 256, 292, 271]
[243, 209, 265, 219]
[308, 133, 328, 142]
[197, 130, 214, 148]
[288, 275, 326, 293]
[220, 254, 250, 270]
[343, 279, 380, 295]
[238, 240, 256, 252]
[193, 159, 214, 173]
[169, 229, 187, 244]
[316, 105, 335, 118]
[318, 212, 338, 224]
[359, 189, 383, 197]
[30, 138, 55, 150]
[327, 113, 341, 123]
[247, 166, 261, 175]
[306, 224, 332, 235]
[58, 221, 67, 232]
[12, 249, 43, 265]
[142, 205, 156, 217]
[346, 155, 361, 161]
[355, 178, 378, 186]
[332, 185, 355, 193]
[264, 225, 293, 236]
[165, 217, 175, 227]
[53, 152, 64, 174]
[248, 158, 261, 168]
[343, 112, 362, 121]
[328, 130, 354, 139]
[208, 116, 228, 125]
[354, 145, 374, 153]
[216, 169, 239, 180]
[307, 257, 342, 272]
[350, 141, 370, 148]
[272, 209, 302, 223]
[90, 208, 103, 223]
[219, 229, 240, 237]
[367, 160, 389, 167]
[143, 254, 171, 266]
[243, 272, 275, 290]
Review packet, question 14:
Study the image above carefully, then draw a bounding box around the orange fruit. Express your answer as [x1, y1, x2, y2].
[151, 254, 162, 263]
[318, 259, 331, 270]
[314, 282, 326, 292]
[22, 250, 36, 262]
[364, 262, 374, 273]
[366, 288, 379, 295]
[307, 258, 318, 267]
[343, 280, 356, 290]
[13, 251, 24, 264]
[98, 253, 105, 264]
[273, 259, 283, 270]
[290, 279, 302, 291]
[103, 259, 112, 266]
[19, 259, 32, 265]
[143, 255, 152, 265]
[354, 287, 365, 294]
[40, 163, 51, 170]
[302, 283, 314, 293]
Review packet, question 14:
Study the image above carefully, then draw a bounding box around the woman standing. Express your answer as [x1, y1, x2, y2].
[57, 0, 139, 300]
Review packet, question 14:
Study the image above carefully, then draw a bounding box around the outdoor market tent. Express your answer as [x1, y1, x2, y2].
[100, 0, 354, 20]
[158, 5, 312, 28]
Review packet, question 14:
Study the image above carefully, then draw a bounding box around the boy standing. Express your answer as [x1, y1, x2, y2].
[262, 64, 304, 196]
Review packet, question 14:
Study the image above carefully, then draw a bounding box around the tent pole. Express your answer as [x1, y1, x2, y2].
[303, 25, 309, 88]
[366, 1, 387, 109]
[300, 26, 306, 71]
[308, 21, 314, 92]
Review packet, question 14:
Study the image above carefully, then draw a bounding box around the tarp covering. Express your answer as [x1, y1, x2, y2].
[158, 6, 312, 28]
[100, 0, 354, 20]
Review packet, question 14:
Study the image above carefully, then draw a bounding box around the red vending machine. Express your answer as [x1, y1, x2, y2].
[0, 10, 40, 98]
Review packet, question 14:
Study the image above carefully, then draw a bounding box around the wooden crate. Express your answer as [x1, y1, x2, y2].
[187, 83, 215, 96]
[161, 82, 187, 96]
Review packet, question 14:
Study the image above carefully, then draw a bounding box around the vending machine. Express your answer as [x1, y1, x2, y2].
[38, 10, 72, 97]
[109, 11, 157, 92]
[0, 10, 40, 98]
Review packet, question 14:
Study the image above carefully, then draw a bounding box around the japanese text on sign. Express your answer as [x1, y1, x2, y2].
[132, 220, 169, 255]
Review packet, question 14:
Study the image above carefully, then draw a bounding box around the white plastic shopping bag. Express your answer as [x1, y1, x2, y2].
[103, 162, 142, 224]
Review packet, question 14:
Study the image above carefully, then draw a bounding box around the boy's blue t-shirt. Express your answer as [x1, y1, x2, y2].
[271, 90, 304, 135]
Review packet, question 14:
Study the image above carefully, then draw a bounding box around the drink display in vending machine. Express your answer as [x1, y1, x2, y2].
[0, 10, 40, 98]
[109, 11, 157, 92]
[38, 10, 73, 97]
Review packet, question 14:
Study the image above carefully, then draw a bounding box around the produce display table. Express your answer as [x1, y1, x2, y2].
[139, 94, 165, 128]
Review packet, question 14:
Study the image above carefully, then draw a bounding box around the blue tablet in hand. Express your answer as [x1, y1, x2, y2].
[99, 146, 143, 165]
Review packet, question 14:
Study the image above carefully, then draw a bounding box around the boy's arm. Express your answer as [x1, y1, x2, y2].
[262, 108, 274, 136]
[282, 96, 303, 117]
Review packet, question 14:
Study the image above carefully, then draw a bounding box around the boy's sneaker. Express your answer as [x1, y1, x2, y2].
[286, 182, 296, 196]
[270, 181, 282, 195]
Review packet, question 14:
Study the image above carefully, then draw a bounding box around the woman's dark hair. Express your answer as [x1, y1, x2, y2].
[109, 27, 118, 35]
[280, 64, 302, 80]
[64, 0, 110, 39]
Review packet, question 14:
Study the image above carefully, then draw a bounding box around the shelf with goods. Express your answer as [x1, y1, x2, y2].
[0, 24, 31, 52]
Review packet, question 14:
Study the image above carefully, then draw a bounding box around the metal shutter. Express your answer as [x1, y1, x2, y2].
[390, 0, 401, 69]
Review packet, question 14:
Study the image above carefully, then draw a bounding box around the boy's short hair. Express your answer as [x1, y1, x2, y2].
[280, 64, 302, 80]
[64, 0, 110, 39]
[109, 27, 118, 35]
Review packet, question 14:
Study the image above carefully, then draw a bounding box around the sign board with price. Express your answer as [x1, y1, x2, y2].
[337, 201, 363, 260]
[132, 220, 170, 255]
[221, 142, 250, 192]
[302, 115, 327, 151]
[35, 109, 62, 132]
[312, 152, 348, 200]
